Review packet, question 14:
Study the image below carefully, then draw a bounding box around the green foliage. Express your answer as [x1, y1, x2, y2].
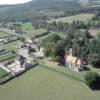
[84, 71, 100, 89]
[44, 34, 61, 43]
[42, 34, 64, 60]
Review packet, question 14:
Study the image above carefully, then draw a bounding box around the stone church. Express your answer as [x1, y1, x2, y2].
[65, 48, 84, 72]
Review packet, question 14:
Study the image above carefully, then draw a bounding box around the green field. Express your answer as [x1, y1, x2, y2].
[0, 32, 11, 38]
[0, 68, 8, 78]
[89, 29, 100, 37]
[22, 22, 46, 38]
[0, 63, 100, 100]
[0, 40, 20, 52]
[49, 14, 94, 23]
[80, 29, 100, 37]
[0, 52, 16, 62]
[0, 32, 20, 62]
[0, 31, 20, 52]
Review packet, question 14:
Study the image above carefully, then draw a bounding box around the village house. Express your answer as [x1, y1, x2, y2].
[0, 48, 33, 76]
[65, 48, 84, 72]
[21, 38, 44, 58]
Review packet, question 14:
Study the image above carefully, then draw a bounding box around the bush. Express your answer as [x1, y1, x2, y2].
[84, 71, 100, 90]
[89, 54, 100, 68]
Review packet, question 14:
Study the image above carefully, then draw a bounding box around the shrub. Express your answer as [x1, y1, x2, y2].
[84, 71, 100, 89]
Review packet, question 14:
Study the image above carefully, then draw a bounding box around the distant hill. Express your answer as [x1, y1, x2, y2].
[0, 0, 99, 22]
[0, 0, 81, 12]
[0, 0, 80, 12]
[0, 0, 81, 22]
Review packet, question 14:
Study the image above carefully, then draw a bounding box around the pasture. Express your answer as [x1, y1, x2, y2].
[0, 31, 20, 52]
[0, 64, 100, 100]
[49, 14, 94, 23]
[0, 52, 16, 62]
[0, 32, 10, 38]
[79, 29, 100, 37]
[0, 40, 20, 52]
[0, 68, 8, 78]
[22, 22, 46, 38]
[0, 32, 20, 62]
[89, 29, 100, 37]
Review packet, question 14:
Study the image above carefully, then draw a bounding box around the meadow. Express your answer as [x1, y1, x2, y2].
[89, 29, 100, 37]
[0, 32, 10, 38]
[49, 14, 94, 23]
[22, 22, 46, 38]
[0, 40, 20, 52]
[0, 32, 20, 62]
[0, 64, 100, 100]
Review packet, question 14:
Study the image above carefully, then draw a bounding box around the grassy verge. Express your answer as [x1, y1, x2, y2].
[40, 63, 85, 83]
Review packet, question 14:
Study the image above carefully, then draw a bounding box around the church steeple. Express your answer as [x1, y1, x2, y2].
[68, 48, 73, 56]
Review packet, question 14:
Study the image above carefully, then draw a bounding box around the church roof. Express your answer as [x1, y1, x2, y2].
[66, 55, 82, 65]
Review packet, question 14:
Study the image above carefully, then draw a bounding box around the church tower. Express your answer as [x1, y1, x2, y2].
[68, 48, 73, 56]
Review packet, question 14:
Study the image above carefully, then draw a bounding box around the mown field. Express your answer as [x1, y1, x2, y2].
[0, 64, 100, 100]
[49, 14, 94, 23]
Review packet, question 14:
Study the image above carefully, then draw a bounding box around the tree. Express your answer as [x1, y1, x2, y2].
[43, 42, 56, 60]
[84, 30, 92, 39]
[89, 53, 100, 68]
[84, 71, 100, 89]
[44, 34, 61, 43]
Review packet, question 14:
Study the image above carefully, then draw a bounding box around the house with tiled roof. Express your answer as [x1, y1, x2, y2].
[65, 48, 84, 72]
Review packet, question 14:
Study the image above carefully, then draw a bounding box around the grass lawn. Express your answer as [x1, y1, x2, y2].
[22, 22, 46, 38]
[49, 14, 94, 23]
[0, 63, 100, 100]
